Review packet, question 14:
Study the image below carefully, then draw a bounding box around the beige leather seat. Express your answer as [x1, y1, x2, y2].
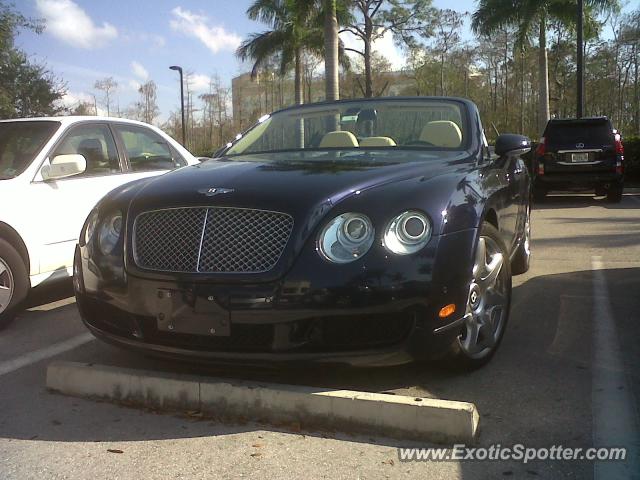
[319, 131, 359, 148]
[360, 136, 396, 147]
[419, 121, 463, 148]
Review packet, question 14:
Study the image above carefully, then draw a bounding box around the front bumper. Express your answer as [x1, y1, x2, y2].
[75, 228, 477, 366]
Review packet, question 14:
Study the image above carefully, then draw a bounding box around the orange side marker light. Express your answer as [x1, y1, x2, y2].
[439, 304, 456, 319]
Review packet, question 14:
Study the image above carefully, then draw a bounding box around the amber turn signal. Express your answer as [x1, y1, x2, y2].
[438, 303, 456, 318]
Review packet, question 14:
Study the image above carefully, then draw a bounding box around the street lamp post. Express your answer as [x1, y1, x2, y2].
[169, 65, 186, 146]
[576, 0, 584, 118]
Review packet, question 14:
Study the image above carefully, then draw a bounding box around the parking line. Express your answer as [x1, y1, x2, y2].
[591, 256, 640, 480]
[0, 333, 94, 377]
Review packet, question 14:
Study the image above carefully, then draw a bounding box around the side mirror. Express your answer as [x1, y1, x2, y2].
[42, 154, 87, 180]
[495, 134, 531, 157]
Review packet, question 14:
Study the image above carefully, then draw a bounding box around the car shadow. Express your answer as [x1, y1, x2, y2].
[22, 279, 74, 310]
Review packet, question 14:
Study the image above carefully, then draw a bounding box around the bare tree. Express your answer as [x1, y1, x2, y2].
[135, 80, 159, 124]
[93, 77, 118, 116]
[432, 9, 465, 96]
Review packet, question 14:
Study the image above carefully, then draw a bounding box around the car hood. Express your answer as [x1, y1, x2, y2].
[128, 151, 471, 217]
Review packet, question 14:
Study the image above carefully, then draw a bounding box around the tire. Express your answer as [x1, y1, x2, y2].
[607, 183, 623, 203]
[446, 222, 512, 370]
[511, 206, 531, 275]
[0, 239, 29, 330]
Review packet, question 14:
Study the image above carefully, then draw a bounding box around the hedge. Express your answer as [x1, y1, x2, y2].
[625, 136, 640, 182]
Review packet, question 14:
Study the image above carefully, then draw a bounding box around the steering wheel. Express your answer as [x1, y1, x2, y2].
[404, 140, 435, 147]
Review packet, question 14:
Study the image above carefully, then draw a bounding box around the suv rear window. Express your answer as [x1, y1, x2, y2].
[544, 120, 613, 146]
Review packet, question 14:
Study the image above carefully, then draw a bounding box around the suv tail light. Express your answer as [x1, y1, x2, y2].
[614, 132, 624, 154]
[535, 137, 546, 156]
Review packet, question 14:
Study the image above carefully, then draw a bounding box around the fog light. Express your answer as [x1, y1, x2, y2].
[439, 303, 456, 318]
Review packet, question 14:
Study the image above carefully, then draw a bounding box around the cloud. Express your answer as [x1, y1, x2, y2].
[188, 74, 211, 92]
[36, 0, 118, 49]
[131, 61, 149, 81]
[170, 7, 241, 54]
[339, 29, 406, 71]
[128, 79, 142, 92]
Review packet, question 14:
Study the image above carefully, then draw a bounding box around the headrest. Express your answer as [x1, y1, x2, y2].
[420, 121, 462, 148]
[78, 138, 103, 154]
[360, 136, 396, 147]
[319, 131, 359, 148]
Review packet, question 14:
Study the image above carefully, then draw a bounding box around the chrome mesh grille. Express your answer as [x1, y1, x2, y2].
[133, 207, 293, 273]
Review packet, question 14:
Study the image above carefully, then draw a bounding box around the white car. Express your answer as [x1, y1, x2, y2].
[0, 116, 199, 328]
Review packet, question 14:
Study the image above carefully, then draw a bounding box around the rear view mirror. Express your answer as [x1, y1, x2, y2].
[495, 134, 531, 157]
[42, 154, 87, 180]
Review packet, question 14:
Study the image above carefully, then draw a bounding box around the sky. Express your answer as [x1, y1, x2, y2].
[13, 0, 624, 122]
[14, 0, 479, 121]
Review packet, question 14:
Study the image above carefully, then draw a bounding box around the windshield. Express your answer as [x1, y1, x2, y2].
[0, 121, 60, 179]
[225, 99, 468, 159]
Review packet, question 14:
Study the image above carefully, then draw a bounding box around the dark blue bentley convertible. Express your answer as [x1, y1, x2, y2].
[74, 97, 531, 369]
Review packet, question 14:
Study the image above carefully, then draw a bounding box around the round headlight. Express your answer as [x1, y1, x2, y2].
[384, 210, 432, 255]
[84, 210, 99, 245]
[98, 211, 123, 255]
[318, 213, 374, 263]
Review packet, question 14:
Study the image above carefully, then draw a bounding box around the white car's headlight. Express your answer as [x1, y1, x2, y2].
[98, 211, 123, 255]
[84, 210, 99, 245]
[318, 213, 374, 263]
[383, 210, 432, 255]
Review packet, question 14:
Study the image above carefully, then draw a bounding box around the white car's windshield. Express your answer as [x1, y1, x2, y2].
[225, 99, 468, 158]
[0, 121, 60, 179]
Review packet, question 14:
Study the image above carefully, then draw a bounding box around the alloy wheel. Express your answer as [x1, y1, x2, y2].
[458, 236, 509, 359]
[0, 257, 15, 315]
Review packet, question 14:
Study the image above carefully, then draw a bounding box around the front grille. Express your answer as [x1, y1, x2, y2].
[133, 207, 294, 273]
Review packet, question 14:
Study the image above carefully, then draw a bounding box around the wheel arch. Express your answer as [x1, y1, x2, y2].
[482, 208, 499, 230]
[0, 222, 31, 273]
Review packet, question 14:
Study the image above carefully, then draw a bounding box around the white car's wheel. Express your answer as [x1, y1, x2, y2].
[0, 239, 29, 330]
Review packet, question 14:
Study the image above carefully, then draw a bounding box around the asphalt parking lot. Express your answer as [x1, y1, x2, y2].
[1, 193, 639, 480]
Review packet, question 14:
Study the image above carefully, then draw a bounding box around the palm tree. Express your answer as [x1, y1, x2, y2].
[323, 0, 340, 101]
[472, 0, 618, 134]
[237, 0, 319, 106]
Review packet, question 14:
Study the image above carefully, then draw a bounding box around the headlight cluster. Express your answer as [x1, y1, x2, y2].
[383, 210, 432, 255]
[318, 213, 375, 264]
[84, 210, 123, 255]
[318, 210, 431, 263]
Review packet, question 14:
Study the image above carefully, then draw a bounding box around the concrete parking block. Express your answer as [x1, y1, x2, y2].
[46, 361, 479, 444]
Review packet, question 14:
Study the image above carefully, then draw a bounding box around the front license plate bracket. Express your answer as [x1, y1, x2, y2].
[156, 289, 230, 336]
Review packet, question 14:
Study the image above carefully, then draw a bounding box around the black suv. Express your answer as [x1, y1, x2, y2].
[533, 117, 624, 202]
